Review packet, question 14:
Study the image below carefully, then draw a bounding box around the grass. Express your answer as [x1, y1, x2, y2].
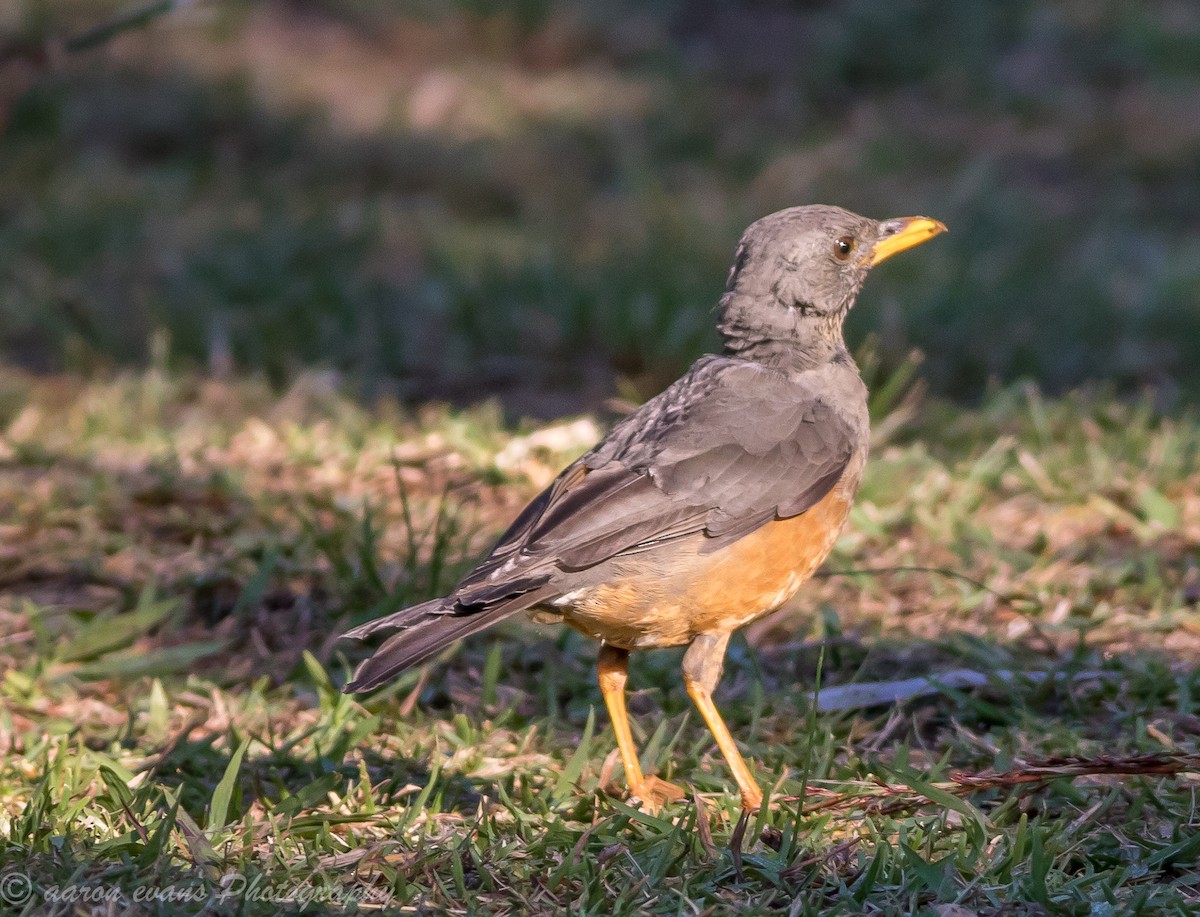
[1, 0, 1199, 406]
[1, 2, 1199, 912]
[1, 369, 1199, 914]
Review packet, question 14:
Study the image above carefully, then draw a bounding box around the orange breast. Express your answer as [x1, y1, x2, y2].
[560, 484, 855, 649]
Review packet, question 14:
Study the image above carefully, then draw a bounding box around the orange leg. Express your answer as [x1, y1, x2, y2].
[683, 633, 764, 813]
[597, 643, 685, 810]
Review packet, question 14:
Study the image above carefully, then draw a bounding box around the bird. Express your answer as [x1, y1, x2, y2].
[342, 205, 946, 815]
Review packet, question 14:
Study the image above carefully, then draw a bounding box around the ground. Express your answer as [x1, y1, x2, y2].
[1, 368, 1199, 914]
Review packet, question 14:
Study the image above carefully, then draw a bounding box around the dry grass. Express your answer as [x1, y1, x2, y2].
[1, 369, 1199, 913]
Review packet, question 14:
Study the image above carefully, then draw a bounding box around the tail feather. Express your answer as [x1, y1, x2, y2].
[341, 590, 553, 693]
[341, 597, 448, 641]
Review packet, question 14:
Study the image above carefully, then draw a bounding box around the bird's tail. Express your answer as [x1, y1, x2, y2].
[340, 593, 541, 692]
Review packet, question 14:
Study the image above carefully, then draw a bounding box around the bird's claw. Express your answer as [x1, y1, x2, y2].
[630, 775, 687, 813]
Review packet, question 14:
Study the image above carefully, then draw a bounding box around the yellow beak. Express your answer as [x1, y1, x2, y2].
[870, 216, 947, 266]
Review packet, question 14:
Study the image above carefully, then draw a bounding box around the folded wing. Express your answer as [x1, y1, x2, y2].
[457, 356, 861, 595]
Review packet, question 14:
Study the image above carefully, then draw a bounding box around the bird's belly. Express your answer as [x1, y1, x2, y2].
[554, 485, 854, 650]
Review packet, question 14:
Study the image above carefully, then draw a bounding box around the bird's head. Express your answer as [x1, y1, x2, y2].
[717, 204, 946, 368]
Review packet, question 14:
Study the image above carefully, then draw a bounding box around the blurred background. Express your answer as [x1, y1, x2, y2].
[2, 0, 1198, 416]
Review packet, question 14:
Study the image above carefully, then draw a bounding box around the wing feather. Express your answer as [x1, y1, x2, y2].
[449, 357, 864, 594]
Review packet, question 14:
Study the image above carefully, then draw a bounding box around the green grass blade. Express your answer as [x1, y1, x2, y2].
[207, 737, 250, 832]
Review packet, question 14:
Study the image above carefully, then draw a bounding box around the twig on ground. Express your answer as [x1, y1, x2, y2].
[808, 668, 1110, 711]
[786, 752, 1200, 820]
[129, 710, 209, 785]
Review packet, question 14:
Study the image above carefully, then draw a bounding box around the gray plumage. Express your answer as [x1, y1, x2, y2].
[343, 204, 888, 692]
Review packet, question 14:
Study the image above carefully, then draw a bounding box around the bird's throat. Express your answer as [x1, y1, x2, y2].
[718, 296, 851, 372]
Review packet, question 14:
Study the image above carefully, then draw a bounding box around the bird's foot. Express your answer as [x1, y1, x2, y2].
[630, 775, 687, 813]
[729, 791, 767, 881]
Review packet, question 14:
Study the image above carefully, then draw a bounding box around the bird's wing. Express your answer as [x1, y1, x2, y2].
[452, 356, 863, 604]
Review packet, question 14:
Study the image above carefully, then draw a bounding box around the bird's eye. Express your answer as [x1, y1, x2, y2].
[833, 236, 857, 261]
